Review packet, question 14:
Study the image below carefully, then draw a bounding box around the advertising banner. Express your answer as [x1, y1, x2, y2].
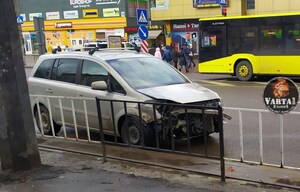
[193, 0, 227, 8]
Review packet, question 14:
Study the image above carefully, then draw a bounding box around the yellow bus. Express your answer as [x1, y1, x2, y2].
[198, 12, 300, 81]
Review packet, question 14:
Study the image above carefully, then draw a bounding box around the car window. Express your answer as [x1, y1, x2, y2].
[81, 60, 108, 87]
[110, 75, 126, 94]
[34, 59, 54, 79]
[107, 57, 189, 89]
[51, 58, 79, 84]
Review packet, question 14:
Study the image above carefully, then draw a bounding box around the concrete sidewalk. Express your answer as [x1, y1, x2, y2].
[2, 137, 298, 192]
[1, 145, 298, 192]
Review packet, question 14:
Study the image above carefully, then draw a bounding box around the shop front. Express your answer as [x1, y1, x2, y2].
[170, 19, 199, 55]
[21, 17, 127, 54]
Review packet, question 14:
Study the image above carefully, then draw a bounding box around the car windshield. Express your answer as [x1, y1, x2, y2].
[107, 57, 190, 89]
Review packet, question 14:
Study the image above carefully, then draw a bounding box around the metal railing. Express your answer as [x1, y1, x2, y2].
[95, 98, 225, 181]
[223, 107, 300, 169]
[30, 94, 225, 181]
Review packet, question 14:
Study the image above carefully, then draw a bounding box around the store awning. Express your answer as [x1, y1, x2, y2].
[148, 30, 162, 39]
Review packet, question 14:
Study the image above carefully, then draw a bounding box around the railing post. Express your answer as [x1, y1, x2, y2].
[218, 106, 225, 182]
[96, 98, 107, 163]
[239, 110, 244, 162]
[259, 112, 264, 165]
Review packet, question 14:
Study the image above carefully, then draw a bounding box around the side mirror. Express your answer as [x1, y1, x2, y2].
[91, 81, 107, 90]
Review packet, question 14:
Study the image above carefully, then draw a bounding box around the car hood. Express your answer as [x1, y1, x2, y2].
[137, 83, 220, 104]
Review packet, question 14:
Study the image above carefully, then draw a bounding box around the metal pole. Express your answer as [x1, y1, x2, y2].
[239, 110, 244, 162]
[96, 98, 107, 162]
[219, 106, 225, 182]
[280, 114, 284, 168]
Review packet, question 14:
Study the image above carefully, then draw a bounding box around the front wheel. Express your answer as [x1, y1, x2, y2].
[35, 105, 61, 135]
[235, 60, 253, 81]
[121, 117, 153, 146]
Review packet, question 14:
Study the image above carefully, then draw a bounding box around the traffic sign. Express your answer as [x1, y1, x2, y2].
[138, 26, 148, 41]
[16, 16, 24, 24]
[137, 9, 148, 25]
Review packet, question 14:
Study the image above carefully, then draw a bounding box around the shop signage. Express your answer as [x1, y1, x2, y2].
[108, 35, 122, 48]
[70, 0, 92, 8]
[46, 12, 60, 20]
[29, 13, 42, 21]
[96, 0, 121, 5]
[55, 22, 73, 28]
[20, 14, 26, 22]
[193, 0, 228, 8]
[263, 77, 299, 114]
[171, 22, 199, 32]
[124, 27, 138, 33]
[103, 8, 120, 17]
[83, 9, 98, 18]
[156, 0, 166, 8]
[64, 10, 79, 19]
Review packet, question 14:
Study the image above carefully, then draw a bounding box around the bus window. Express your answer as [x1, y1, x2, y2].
[284, 16, 300, 54]
[200, 26, 226, 62]
[260, 17, 284, 54]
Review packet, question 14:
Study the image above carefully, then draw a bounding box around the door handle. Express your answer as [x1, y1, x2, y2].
[46, 89, 53, 94]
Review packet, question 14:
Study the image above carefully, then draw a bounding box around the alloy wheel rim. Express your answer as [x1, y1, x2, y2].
[239, 65, 249, 77]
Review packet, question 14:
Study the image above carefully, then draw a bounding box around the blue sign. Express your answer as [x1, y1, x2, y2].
[16, 16, 24, 24]
[138, 26, 148, 41]
[137, 9, 148, 25]
[219, 0, 227, 6]
[193, 0, 227, 7]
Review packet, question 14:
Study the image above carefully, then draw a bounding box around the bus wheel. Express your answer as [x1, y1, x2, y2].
[236, 61, 253, 81]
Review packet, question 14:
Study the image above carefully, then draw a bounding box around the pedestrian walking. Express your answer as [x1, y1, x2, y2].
[188, 46, 196, 68]
[171, 45, 179, 69]
[179, 47, 188, 73]
[182, 43, 190, 67]
[162, 45, 172, 64]
[154, 47, 162, 59]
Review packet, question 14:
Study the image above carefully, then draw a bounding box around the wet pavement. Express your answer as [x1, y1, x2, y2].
[2, 137, 299, 192]
[1, 144, 298, 192]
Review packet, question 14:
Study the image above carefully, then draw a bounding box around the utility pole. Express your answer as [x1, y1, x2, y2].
[0, 1, 41, 171]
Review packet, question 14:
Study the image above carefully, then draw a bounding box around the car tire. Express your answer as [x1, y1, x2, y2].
[35, 105, 61, 135]
[121, 116, 153, 146]
[235, 60, 253, 81]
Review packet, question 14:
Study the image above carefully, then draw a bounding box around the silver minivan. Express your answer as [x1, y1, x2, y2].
[28, 49, 228, 145]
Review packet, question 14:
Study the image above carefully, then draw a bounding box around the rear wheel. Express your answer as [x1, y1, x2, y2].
[121, 117, 153, 146]
[35, 105, 61, 135]
[235, 60, 253, 81]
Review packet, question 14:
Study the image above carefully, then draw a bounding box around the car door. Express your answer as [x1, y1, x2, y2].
[47, 58, 80, 125]
[75, 59, 129, 134]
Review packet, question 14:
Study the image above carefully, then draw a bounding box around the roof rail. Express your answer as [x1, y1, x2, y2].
[88, 47, 141, 55]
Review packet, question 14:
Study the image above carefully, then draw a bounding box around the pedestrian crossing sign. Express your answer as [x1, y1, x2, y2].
[16, 16, 24, 25]
[137, 9, 148, 25]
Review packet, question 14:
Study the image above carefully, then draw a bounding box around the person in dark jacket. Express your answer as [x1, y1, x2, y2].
[162, 45, 172, 64]
[171, 46, 179, 69]
[179, 47, 188, 73]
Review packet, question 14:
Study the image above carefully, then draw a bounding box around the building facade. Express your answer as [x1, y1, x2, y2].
[19, 0, 164, 55]
[150, 0, 300, 55]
